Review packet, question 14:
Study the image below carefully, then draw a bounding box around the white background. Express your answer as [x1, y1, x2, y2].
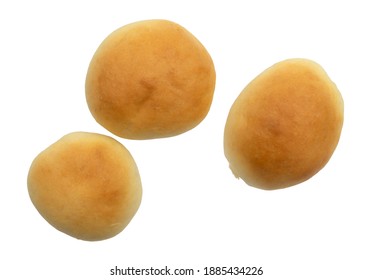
[1, 0, 371, 279]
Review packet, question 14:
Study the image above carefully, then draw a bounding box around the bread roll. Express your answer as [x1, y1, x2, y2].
[27, 132, 142, 241]
[85, 19, 216, 139]
[224, 58, 344, 190]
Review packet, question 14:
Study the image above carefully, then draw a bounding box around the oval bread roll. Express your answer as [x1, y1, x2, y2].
[224, 58, 344, 190]
[85, 19, 216, 139]
[27, 132, 142, 241]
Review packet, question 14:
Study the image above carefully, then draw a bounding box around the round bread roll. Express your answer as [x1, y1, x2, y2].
[224, 58, 344, 190]
[27, 132, 142, 241]
[85, 19, 216, 139]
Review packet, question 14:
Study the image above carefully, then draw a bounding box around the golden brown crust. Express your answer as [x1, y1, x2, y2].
[27, 132, 142, 241]
[224, 58, 344, 190]
[85, 19, 216, 139]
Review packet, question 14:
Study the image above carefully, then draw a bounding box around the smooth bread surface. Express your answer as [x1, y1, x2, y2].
[224, 58, 344, 190]
[27, 132, 142, 241]
[86, 19, 216, 139]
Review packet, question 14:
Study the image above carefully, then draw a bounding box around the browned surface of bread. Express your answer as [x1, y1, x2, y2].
[86, 19, 216, 139]
[224, 58, 344, 190]
[27, 132, 142, 241]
